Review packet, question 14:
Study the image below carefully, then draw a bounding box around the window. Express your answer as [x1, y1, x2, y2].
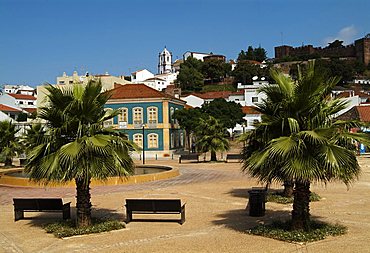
[59, 81, 65, 84]
[180, 133, 184, 147]
[170, 107, 175, 123]
[252, 97, 258, 103]
[171, 133, 175, 148]
[147, 107, 158, 124]
[69, 81, 73, 84]
[148, 133, 158, 148]
[103, 108, 114, 127]
[19, 101, 24, 104]
[118, 107, 128, 122]
[28, 101, 33, 105]
[133, 134, 143, 148]
[133, 107, 143, 124]
[175, 108, 179, 124]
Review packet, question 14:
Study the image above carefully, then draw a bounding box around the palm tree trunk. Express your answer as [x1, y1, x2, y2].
[282, 180, 294, 197]
[210, 150, 217, 161]
[291, 181, 311, 231]
[75, 178, 92, 227]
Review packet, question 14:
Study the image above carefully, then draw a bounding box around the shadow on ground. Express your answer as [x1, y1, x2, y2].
[20, 206, 125, 228]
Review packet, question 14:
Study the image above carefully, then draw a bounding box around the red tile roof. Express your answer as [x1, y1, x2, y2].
[0, 104, 21, 112]
[336, 105, 370, 122]
[356, 106, 370, 122]
[23, 108, 37, 113]
[109, 83, 179, 100]
[8, 93, 37, 100]
[191, 91, 232, 99]
[242, 106, 261, 115]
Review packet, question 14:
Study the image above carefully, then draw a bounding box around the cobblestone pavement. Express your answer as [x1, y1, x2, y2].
[0, 162, 248, 205]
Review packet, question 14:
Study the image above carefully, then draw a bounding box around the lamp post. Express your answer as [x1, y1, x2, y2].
[142, 124, 146, 164]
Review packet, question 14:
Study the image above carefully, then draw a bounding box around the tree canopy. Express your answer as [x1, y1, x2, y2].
[175, 57, 204, 91]
[201, 98, 245, 129]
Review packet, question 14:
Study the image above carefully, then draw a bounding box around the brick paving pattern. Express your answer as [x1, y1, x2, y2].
[0, 165, 247, 205]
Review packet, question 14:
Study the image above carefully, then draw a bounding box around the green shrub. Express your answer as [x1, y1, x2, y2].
[44, 218, 125, 238]
[248, 220, 346, 242]
[266, 191, 321, 204]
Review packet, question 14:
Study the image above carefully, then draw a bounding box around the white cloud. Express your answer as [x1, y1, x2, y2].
[323, 25, 358, 46]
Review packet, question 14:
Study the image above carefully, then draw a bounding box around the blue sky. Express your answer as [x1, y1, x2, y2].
[0, 0, 369, 86]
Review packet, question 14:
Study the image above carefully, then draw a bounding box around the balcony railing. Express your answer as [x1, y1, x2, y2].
[147, 120, 157, 128]
[133, 120, 143, 129]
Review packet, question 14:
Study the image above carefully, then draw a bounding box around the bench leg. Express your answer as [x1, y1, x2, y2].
[126, 210, 132, 223]
[14, 210, 24, 221]
[180, 207, 185, 225]
[63, 206, 71, 220]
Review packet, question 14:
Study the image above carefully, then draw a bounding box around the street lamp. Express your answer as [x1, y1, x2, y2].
[142, 124, 146, 164]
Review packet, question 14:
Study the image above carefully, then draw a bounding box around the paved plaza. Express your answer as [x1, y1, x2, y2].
[1, 157, 370, 253]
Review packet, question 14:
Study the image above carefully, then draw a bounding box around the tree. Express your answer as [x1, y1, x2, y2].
[173, 108, 203, 153]
[201, 98, 245, 130]
[195, 116, 229, 161]
[327, 39, 344, 48]
[0, 120, 21, 166]
[25, 80, 135, 227]
[242, 61, 366, 231]
[202, 59, 226, 83]
[175, 57, 204, 91]
[254, 46, 267, 62]
[232, 60, 261, 84]
[246, 46, 255, 60]
[237, 46, 267, 63]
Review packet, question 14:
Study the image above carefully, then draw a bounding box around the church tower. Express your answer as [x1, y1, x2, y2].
[158, 47, 173, 74]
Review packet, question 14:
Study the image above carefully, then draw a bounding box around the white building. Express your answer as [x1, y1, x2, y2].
[57, 71, 131, 90]
[181, 94, 205, 108]
[158, 47, 173, 74]
[142, 77, 167, 91]
[131, 69, 154, 83]
[3, 85, 35, 96]
[183, 51, 212, 61]
[8, 93, 37, 109]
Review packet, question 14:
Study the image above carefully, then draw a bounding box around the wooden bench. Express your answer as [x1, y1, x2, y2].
[179, 154, 199, 163]
[125, 199, 185, 224]
[225, 154, 243, 163]
[13, 198, 71, 221]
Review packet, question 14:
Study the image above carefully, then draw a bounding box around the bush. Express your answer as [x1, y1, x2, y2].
[248, 220, 346, 242]
[266, 191, 321, 204]
[44, 218, 125, 238]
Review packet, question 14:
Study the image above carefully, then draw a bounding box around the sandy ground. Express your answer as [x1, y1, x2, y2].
[1, 156, 370, 253]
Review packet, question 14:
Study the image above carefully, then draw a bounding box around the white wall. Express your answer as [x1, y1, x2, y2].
[131, 69, 154, 83]
[181, 95, 205, 108]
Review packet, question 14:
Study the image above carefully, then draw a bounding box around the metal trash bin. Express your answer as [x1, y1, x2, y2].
[248, 189, 266, 217]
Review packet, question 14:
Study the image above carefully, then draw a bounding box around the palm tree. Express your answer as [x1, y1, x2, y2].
[196, 115, 229, 161]
[25, 80, 135, 227]
[0, 120, 21, 167]
[242, 61, 367, 230]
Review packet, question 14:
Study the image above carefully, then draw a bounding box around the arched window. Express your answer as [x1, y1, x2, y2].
[175, 108, 179, 124]
[133, 133, 143, 148]
[103, 108, 114, 127]
[180, 132, 184, 147]
[148, 133, 158, 149]
[147, 107, 158, 124]
[170, 107, 175, 123]
[170, 132, 175, 148]
[118, 107, 128, 122]
[133, 107, 143, 125]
